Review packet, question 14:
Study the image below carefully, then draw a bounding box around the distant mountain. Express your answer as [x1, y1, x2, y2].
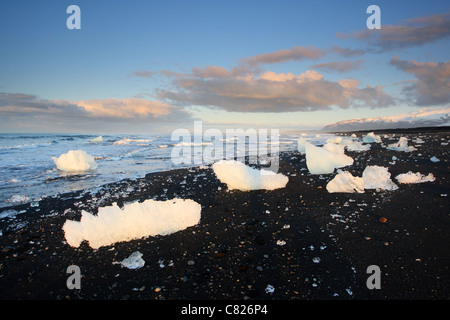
[322, 107, 450, 132]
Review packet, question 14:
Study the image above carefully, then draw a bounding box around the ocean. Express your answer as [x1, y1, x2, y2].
[0, 131, 337, 208]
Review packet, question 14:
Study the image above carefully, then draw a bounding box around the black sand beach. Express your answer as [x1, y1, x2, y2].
[1, 129, 449, 306]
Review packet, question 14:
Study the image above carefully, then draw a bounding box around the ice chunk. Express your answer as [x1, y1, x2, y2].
[362, 165, 398, 190]
[430, 156, 440, 163]
[212, 160, 288, 191]
[8, 194, 30, 204]
[323, 143, 345, 154]
[116, 251, 145, 270]
[326, 137, 343, 144]
[63, 198, 201, 249]
[52, 150, 98, 172]
[341, 139, 371, 152]
[265, 284, 275, 293]
[0, 209, 19, 219]
[326, 171, 365, 193]
[305, 142, 353, 175]
[395, 172, 435, 184]
[386, 137, 416, 152]
[297, 137, 307, 154]
[362, 132, 382, 143]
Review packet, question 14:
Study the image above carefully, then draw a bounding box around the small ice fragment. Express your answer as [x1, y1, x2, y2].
[326, 171, 365, 193]
[8, 195, 30, 204]
[386, 137, 416, 152]
[395, 172, 435, 184]
[117, 251, 145, 270]
[265, 284, 275, 293]
[362, 165, 398, 190]
[430, 156, 440, 163]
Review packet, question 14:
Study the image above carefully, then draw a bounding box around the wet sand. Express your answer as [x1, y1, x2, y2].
[0, 128, 449, 306]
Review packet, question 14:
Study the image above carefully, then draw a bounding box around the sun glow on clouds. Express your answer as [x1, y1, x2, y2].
[159, 64, 394, 113]
[75, 98, 174, 119]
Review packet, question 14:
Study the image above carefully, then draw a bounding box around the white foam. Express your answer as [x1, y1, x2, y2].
[326, 171, 365, 193]
[305, 142, 353, 175]
[395, 172, 435, 184]
[52, 150, 98, 172]
[90, 136, 103, 143]
[63, 198, 201, 249]
[113, 138, 154, 146]
[113, 139, 130, 145]
[212, 160, 288, 191]
[126, 149, 147, 158]
[174, 141, 213, 147]
[362, 165, 398, 190]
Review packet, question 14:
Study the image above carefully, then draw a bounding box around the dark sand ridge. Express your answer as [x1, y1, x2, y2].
[0, 129, 449, 301]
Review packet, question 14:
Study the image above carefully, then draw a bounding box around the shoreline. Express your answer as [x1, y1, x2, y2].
[0, 129, 449, 300]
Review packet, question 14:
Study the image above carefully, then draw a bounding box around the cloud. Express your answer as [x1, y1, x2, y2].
[241, 45, 325, 66]
[0, 93, 194, 132]
[160, 45, 366, 81]
[158, 68, 395, 112]
[390, 56, 450, 105]
[328, 46, 366, 57]
[191, 65, 230, 78]
[75, 98, 175, 119]
[155, 44, 394, 112]
[129, 70, 155, 78]
[337, 12, 450, 51]
[0, 92, 87, 117]
[309, 60, 364, 73]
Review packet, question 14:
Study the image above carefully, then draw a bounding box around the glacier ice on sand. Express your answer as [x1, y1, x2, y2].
[304, 142, 353, 175]
[212, 160, 288, 191]
[63, 198, 202, 249]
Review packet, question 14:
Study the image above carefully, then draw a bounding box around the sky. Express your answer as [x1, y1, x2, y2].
[0, 0, 449, 134]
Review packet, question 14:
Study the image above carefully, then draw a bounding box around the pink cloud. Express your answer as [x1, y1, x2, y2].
[159, 68, 394, 112]
[75, 98, 174, 119]
[241, 45, 325, 66]
[338, 12, 450, 51]
[390, 56, 450, 105]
